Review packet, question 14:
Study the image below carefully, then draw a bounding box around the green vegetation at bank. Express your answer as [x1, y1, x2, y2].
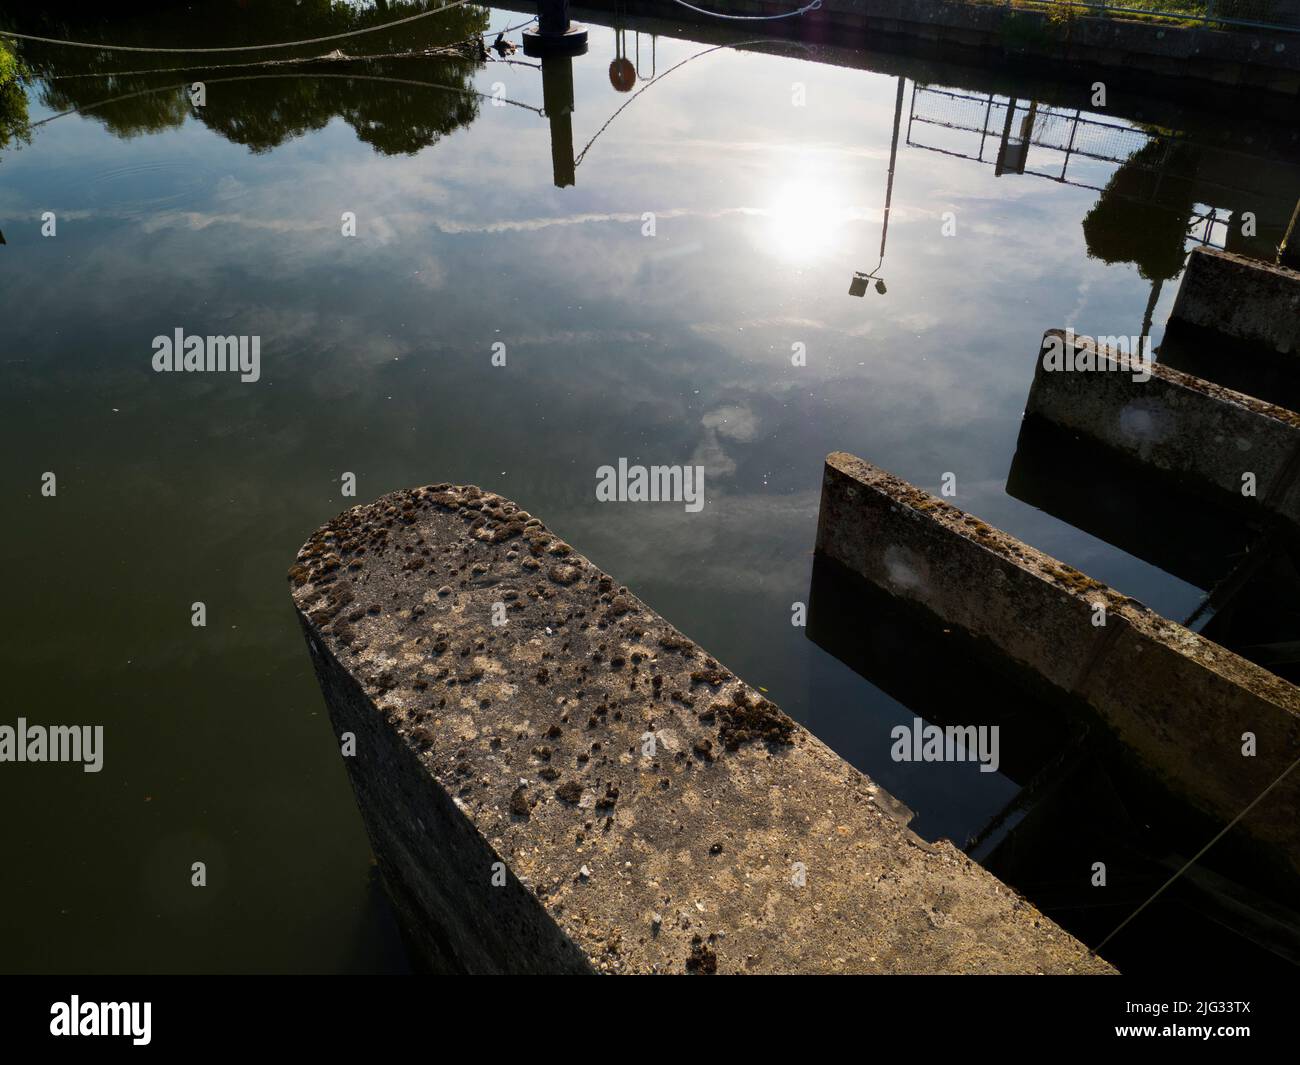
[1, 1, 490, 153]
[0, 37, 31, 155]
[980, 0, 1287, 32]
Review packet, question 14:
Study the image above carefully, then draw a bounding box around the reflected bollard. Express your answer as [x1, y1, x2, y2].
[523, 0, 588, 56]
[541, 53, 577, 188]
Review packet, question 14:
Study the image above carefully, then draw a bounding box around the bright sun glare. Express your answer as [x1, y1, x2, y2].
[761, 180, 848, 264]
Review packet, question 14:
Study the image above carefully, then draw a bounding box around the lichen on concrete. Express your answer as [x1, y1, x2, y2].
[290, 483, 1112, 974]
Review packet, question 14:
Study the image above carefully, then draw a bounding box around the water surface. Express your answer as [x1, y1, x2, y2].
[2, 0, 1295, 972]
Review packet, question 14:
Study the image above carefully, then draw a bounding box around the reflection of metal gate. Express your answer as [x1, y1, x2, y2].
[905, 83, 1237, 252]
[906, 84, 1165, 190]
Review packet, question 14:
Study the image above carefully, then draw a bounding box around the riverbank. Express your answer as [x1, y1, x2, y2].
[509, 0, 1300, 96]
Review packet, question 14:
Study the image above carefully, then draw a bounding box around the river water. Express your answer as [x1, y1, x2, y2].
[2, 0, 1296, 972]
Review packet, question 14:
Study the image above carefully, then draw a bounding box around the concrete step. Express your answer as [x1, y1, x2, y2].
[1025, 328, 1300, 527]
[817, 451, 1300, 887]
[289, 484, 1113, 974]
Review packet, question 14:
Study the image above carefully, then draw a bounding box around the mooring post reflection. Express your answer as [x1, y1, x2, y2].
[522, 0, 587, 189]
[540, 51, 578, 188]
[523, 0, 589, 55]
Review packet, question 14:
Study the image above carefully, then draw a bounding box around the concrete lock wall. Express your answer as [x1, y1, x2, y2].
[1025, 329, 1300, 525]
[290, 484, 1112, 973]
[816, 451, 1300, 882]
[1169, 247, 1300, 355]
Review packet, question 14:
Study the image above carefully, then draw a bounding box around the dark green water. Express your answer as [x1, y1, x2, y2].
[2, 1, 1297, 973]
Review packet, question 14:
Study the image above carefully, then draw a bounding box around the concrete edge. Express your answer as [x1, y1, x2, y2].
[1169, 247, 1300, 354]
[816, 451, 1300, 881]
[1025, 328, 1300, 523]
[290, 483, 1115, 973]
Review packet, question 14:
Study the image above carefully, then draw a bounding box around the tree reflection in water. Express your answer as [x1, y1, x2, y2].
[1, 0, 494, 154]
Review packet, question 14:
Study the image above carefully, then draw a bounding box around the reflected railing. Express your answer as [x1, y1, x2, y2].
[908, 83, 1191, 202]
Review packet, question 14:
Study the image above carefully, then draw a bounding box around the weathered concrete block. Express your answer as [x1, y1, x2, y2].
[817, 452, 1300, 883]
[1025, 329, 1300, 525]
[291, 484, 1112, 973]
[1170, 247, 1300, 354]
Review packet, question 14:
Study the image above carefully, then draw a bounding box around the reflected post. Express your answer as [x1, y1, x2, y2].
[541, 55, 577, 188]
[523, 0, 588, 189]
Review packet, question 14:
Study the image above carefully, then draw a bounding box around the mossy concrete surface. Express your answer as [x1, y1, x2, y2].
[1026, 329, 1300, 524]
[817, 451, 1300, 883]
[290, 484, 1112, 973]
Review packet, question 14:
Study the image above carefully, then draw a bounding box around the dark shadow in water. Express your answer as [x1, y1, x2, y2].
[345, 863, 418, 974]
[807, 551, 1072, 798]
[985, 746, 1300, 975]
[1160, 319, 1300, 416]
[807, 551, 1300, 974]
[1008, 415, 1300, 686]
[1007, 414, 1255, 592]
